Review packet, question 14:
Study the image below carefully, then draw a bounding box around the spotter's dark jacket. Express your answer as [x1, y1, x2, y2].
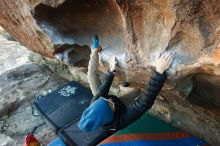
[91, 70, 166, 130]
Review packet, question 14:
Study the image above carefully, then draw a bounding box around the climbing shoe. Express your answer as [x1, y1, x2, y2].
[91, 34, 100, 49]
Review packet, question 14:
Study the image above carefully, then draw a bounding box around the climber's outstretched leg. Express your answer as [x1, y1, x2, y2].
[87, 49, 102, 96]
[87, 35, 103, 96]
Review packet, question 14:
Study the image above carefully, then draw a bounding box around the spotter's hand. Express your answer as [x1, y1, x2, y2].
[155, 51, 175, 74]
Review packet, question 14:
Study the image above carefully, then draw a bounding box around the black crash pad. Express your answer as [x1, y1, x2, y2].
[34, 81, 114, 146]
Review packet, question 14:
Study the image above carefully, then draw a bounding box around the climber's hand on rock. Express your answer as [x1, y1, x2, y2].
[109, 56, 117, 72]
[155, 51, 175, 74]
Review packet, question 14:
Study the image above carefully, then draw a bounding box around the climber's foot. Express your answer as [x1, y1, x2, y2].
[91, 34, 102, 52]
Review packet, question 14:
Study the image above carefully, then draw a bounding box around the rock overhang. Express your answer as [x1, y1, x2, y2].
[0, 0, 220, 145]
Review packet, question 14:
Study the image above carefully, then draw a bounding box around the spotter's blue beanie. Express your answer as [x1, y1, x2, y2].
[78, 97, 114, 132]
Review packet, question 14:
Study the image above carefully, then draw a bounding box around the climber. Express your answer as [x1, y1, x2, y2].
[78, 34, 175, 132]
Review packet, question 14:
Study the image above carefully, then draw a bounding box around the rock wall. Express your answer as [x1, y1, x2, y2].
[0, 0, 220, 145]
[0, 0, 54, 57]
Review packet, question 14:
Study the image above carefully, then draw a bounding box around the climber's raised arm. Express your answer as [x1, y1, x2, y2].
[119, 51, 175, 128]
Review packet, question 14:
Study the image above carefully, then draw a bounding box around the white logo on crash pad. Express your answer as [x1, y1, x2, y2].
[58, 86, 78, 97]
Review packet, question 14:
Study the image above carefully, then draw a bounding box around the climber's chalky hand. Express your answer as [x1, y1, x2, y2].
[155, 51, 175, 74]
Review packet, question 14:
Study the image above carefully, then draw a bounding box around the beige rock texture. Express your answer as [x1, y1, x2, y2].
[0, 0, 220, 145]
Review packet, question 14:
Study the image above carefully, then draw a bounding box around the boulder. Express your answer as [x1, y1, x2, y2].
[0, 63, 67, 117]
[0, 63, 67, 145]
[0, 0, 220, 145]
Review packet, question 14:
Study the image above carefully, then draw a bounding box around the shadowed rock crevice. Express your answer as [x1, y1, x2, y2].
[175, 69, 220, 112]
[34, 0, 127, 67]
[54, 44, 90, 67]
[188, 73, 220, 112]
